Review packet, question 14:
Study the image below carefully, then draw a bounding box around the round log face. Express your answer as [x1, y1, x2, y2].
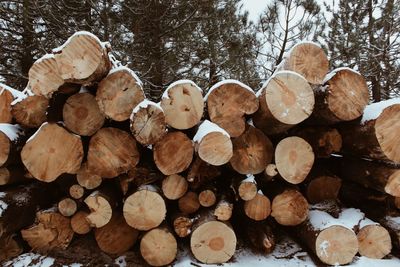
[244, 193, 271, 221]
[199, 190, 217, 207]
[140, 228, 177, 266]
[275, 136, 314, 184]
[161, 82, 204, 129]
[230, 126, 273, 174]
[271, 190, 308, 226]
[198, 132, 233, 166]
[63, 93, 105, 136]
[375, 104, 400, 164]
[153, 132, 193, 175]
[357, 225, 392, 259]
[306, 176, 342, 204]
[0, 131, 10, 167]
[326, 69, 369, 121]
[21, 123, 84, 182]
[162, 174, 188, 200]
[58, 198, 77, 217]
[71, 211, 91, 235]
[190, 221, 236, 264]
[77, 162, 102, 189]
[207, 82, 258, 137]
[384, 170, 400, 197]
[285, 43, 329, 84]
[238, 182, 257, 201]
[264, 71, 314, 125]
[123, 190, 166, 231]
[178, 192, 200, 214]
[87, 128, 139, 178]
[85, 194, 113, 228]
[315, 225, 358, 265]
[96, 70, 145, 121]
[0, 167, 10, 185]
[0, 89, 13, 123]
[174, 216, 193, 237]
[12, 95, 49, 128]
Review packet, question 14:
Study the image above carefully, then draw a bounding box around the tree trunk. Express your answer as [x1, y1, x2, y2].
[12, 95, 48, 128]
[252, 71, 314, 135]
[161, 174, 188, 200]
[206, 80, 258, 137]
[0, 234, 23, 262]
[303, 175, 342, 204]
[357, 224, 392, 259]
[160, 80, 204, 130]
[271, 189, 309, 226]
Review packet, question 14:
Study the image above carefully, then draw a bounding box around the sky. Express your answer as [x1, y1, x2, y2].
[240, 0, 270, 22]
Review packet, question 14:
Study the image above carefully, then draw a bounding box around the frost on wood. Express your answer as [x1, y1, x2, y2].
[193, 120, 230, 143]
[52, 31, 108, 53]
[361, 98, 400, 124]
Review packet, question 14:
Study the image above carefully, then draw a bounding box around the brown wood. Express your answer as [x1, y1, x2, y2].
[244, 191, 271, 221]
[187, 156, 221, 190]
[240, 220, 275, 254]
[76, 162, 102, 190]
[357, 224, 392, 259]
[12, 95, 49, 128]
[70, 210, 91, 235]
[69, 184, 84, 199]
[190, 211, 237, 264]
[271, 189, 308, 226]
[0, 87, 14, 123]
[253, 71, 314, 135]
[87, 127, 139, 178]
[206, 80, 258, 137]
[178, 191, 200, 214]
[198, 189, 217, 207]
[96, 67, 145, 121]
[173, 213, 194, 238]
[63, 92, 105, 136]
[275, 136, 315, 184]
[161, 80, 204, 130]
[214, 198, 233, 221]
[94, 213, 139, 255]
[312, 68, 369, 124]
[340, 103, 400, 164]
[238, 177, 258, 201]
[54, 32, 111, 85]
[0, 125, 25, 168]
[264, 163, 278, 181]
[130, 100, 167, 145]
[161, 174, 188, 200]
[28, 54, 64, 98]
[21, 123, 84, 182]
[84, 190, 116, 228]
[123, 185, 166, 231]
[153, 131, 193, 175]
[305, 175, 342, 204]
[230, 125, 273, 174]
[380, 215, 400, 254]
[140, 226, 177, 266]
[0, 235, 23, 262]
[0, 166, 31, 186]
[280, 42, 329, 84]
[21, 210, 74, 252]
[292, 126, 342, 158]
[58, 198, 77, 217]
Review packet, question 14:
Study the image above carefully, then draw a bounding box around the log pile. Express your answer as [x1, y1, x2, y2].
[0, 33, 399, 266]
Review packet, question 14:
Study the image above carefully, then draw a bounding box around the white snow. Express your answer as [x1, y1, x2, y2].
[108, 65, 143, 88]
[22, 87, 34, 97]
[257, 189, 264, 195]
[0, 192, 7, 216]
[0, 124, 22, 141]
[162, 79, 203, 100]
[290, 41, 322, 51]
[0, 83, 28, 105]
[242, 174, 256, 183]
[193, 120, 230, 143]
[323, 67, 361, 84]
[247, 118, 254, 126]
[78, 86, 89, 93]
[204, 79, 255, 100]
[385, 215, 400, 225]
[52, 31, 108, 53]
[319, 240, 329, 257]
[4, 253, 55, 267]
[34, 53, 55, 64]
[114, 256, 127, 267]
[361, 98, 400, 124]
[130, 99, 162, 121]
[26, 122, 48, 143]
[257, 70, 307, 97]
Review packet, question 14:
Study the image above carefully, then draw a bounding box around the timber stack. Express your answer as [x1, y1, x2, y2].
[0, 32, 399, 266]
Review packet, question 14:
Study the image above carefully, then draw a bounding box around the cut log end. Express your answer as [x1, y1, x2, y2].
[199, 189, 217, 207]
[265, 164, 278, 177]
[12, 95, 49, 128]
[198, 131, 233, 166]
[244, 193, 271, 221]
[306, 176, 342, 204]
[58, 198, 77, 217]
[84, 193, 113, 228]
[0, 132, 10, 167]
[271, 190, 308, 226]
[214, 201, 233, 221]
[173, 216, 193, 238]
[238, 181, 257, 201]
[140, 227, 178, 266]
[178, 192, 200, 214]
[162, 174, 188, 200]
[69, 184, 85, 199]
[315, 225, 358, 265]
[275, 136, 314, 184]
[0, 88, 13, 124]
[77, 162, 102, 189]
[70, 211, 92, 235]
[357, 224, 392, 259]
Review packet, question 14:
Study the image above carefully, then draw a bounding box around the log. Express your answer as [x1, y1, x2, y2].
[161, 174, 188, 200]
[53, 31, 111, 85]
[46, 92, 70, 123]
[12, 95, 49, 128]
[96, 66, 145, 121]
[340, 100, 400, 164]
[235, 219, 275, 254]
[69, 184, 84, 199]
[198, 188, 217, 207]
[0, 235, 23, 262]
[70, 210, 91, 235]
[21, 123, 83, 182]
[380, 215, 400, 254]
[274, 136, 315, 184]
[153, 131, 193, 175]
[214, 195, 234, 221]
[130, 100, 167, 145]
[94, 213, 139, 255]
[28, 54, 64, 98]
[87, 127, 139, 178]
[76, 162, 102, 190]
[291, 126, 342, 158]
[238, 175, 258, 201]
[357, 224, 392, 259]
[279, 42, 329, 84]
[172, 213, 194, 238]
[0, 124, 24, 167]
[190, 211, 237, 264]
[230, 125, 274, 175]
[252, 71, 314, 135]
[244, 191, 271, 221]
[187, 156, 221, 190]
[304, 175, 342, 204]
[264, 163, 278, 181]
[271, 189, 309, 226]
[160, 80, 204, 130]
[63, 92, 105, 136]
[0, 166, 30, 186]
[178, 191, 200, 214]
[0, 87, 14, 123]
[58, 198, 77, 217]
[311, 67, 369, 124]
[140, 227, 177, 266]
[206, 80, 258, 137]
[123, 185, 166, 231]
[84, 189, 117, 228]
[193, 120, 232, 166]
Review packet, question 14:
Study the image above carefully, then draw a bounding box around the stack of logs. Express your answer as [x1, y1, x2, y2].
[0, 32, 399, 266]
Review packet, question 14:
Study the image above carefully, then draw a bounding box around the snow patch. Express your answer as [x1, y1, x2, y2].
[385, 216, 400, 226]
[115, 255, 127, 267]
[247, 118, 254, 126]
[242, 174, 256, 183]
[162, 79, 202, 100]
[0, 124, 22, 141]
[4, 253, 55, 267]
[34, 53, 55, 65]
[257, 71, 307, 97]
[78, 86, 89, 93]
[0, 83, 27, 105]
[108, 66, 143, 88]
[361, 98, 400, 124]
[257, 190, 264, 195]
[323, 67, 361, 84]
[26, 122, 48, 143]
[130, 99, 162, 121]
[204, 79, 255, 100]
[290, 41, 322, 51]
[0, 192, 7, 216]
[53, 31, 108, 53]
[193, 120, 230, 143]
